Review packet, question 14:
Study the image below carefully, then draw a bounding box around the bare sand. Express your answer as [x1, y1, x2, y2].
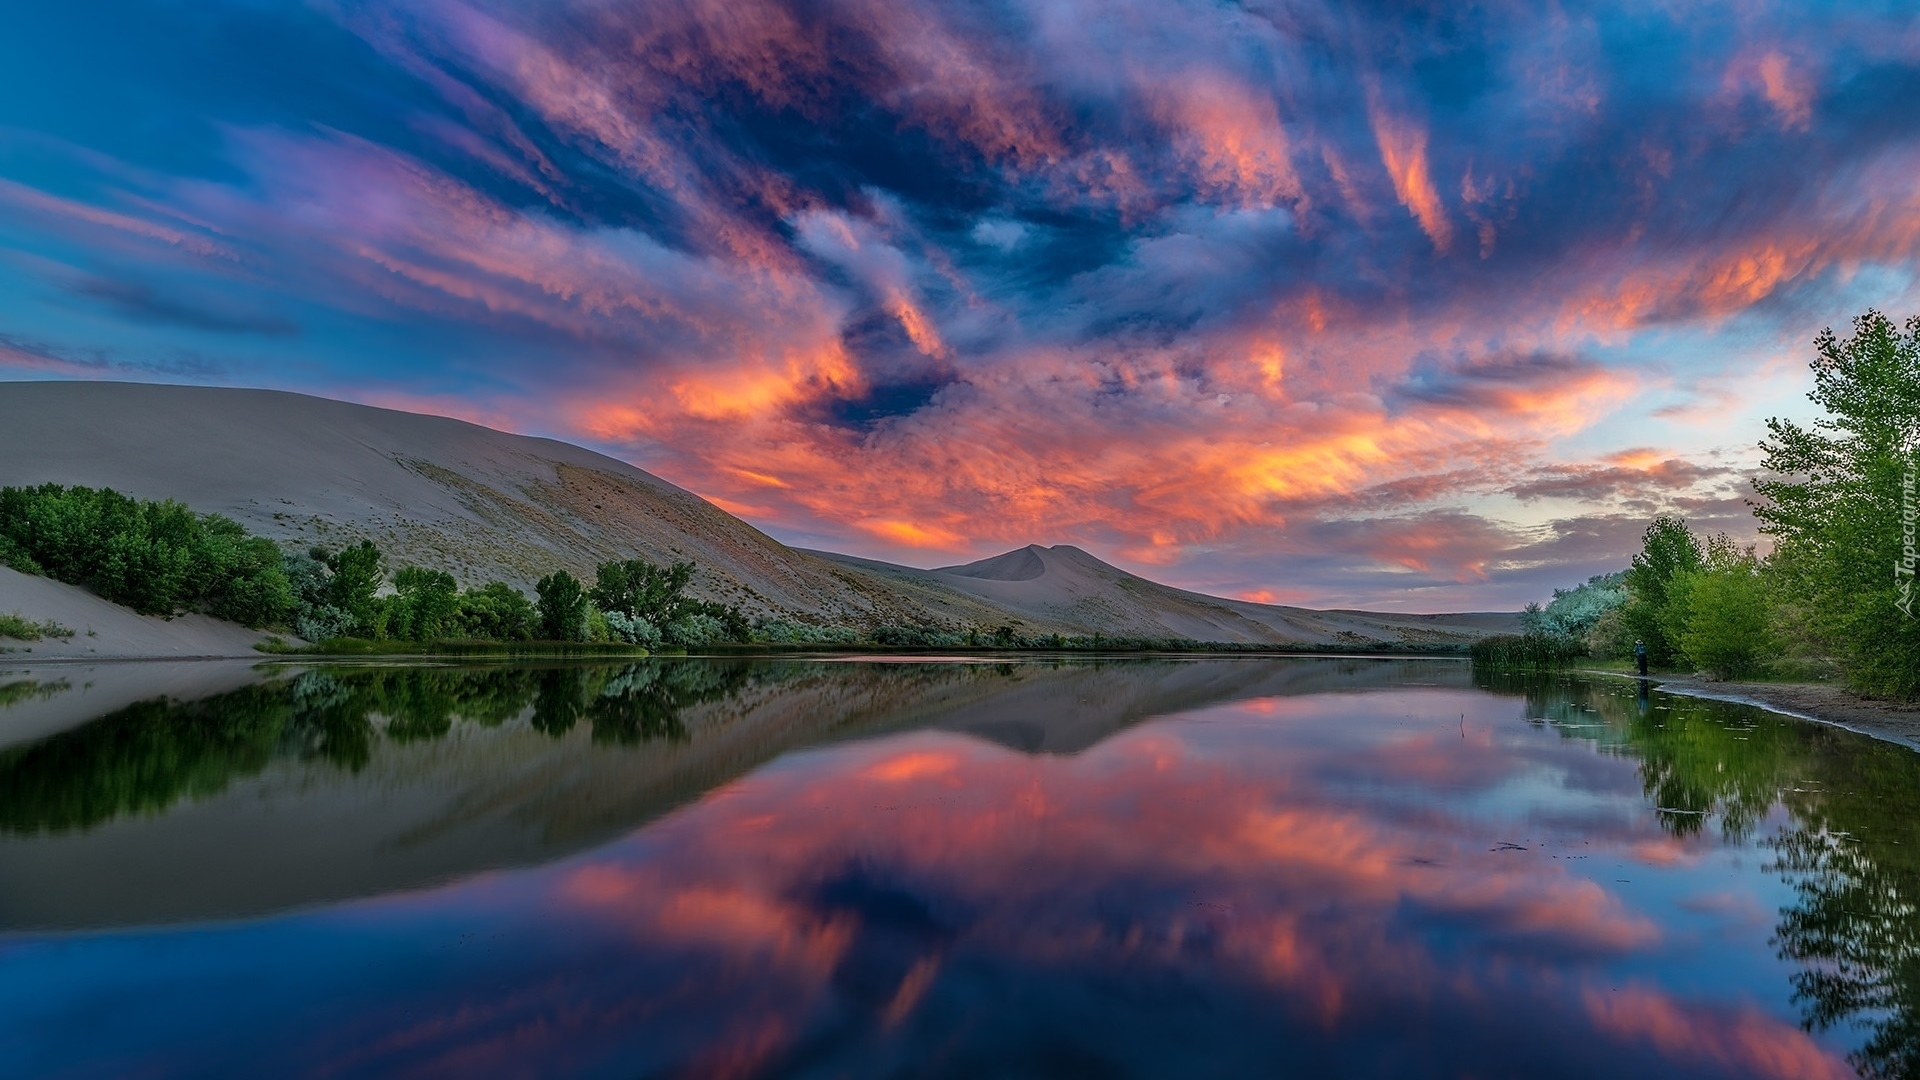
[0, 567, 285, 662]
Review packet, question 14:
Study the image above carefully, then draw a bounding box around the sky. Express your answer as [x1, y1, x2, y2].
[1, 1, 1917, 610]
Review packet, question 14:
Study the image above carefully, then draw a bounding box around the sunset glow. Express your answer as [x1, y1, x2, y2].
[3, 1, 1916, 605]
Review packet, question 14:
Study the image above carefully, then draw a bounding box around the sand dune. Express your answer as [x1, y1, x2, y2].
[0, 567, 285, 662]
[0, 381, 1515, 646]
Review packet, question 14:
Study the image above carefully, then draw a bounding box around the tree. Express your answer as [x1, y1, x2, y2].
[323, 541, 384, 637]
[591, 558, 694, 623]
[1673, 536, 1775, 679]
[454, 582, 537, 640]
[386, 567, 460, 641]
[535, 570, 589, 642]
[589, 557, 747, 645]
[1622, 515, 1704, 666]
[1754, 310, 1920, 698]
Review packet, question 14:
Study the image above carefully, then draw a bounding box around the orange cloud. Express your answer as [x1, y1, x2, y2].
[1367, 103, 1453, 252]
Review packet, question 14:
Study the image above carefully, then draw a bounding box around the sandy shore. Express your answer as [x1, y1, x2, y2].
[1638, 674, 1920, 752]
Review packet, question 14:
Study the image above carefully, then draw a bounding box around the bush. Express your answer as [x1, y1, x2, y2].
[1671, 539, 1775, 679]
[602, 610, 663, 648]
[453, 582, 537, 641]
[0, 613, 73, 641]
[0, 484, 294, 627]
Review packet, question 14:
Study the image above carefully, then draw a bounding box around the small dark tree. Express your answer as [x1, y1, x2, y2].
[535, 570, 589, 642]
[454, 582, 537, 640]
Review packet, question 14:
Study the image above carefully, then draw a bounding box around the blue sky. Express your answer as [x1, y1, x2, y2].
[3, 0, 1918, 607]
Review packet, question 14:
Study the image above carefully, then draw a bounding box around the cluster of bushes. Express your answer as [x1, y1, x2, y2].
[0, 484, 294, 627]
[0, 484, 754, 650]
[1493, 309, 1920, 695]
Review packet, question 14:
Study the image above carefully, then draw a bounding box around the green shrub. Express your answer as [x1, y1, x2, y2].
[0, 484, 294, 627]
[1671, 539, 1776, 679]
[0, 613, 73, 641]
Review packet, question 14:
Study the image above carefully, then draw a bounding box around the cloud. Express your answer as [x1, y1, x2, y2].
[0, 0, 1916, 607]
[66, 276, 297, 336]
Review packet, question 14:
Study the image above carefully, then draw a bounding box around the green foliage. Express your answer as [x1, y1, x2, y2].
[874, 624, 968, 647]
[1522, 573, 1626, 638]
[0, 612, 73, 641]
[1754, 309, 1920, 698]
[589, 557, 747, 645]
[752, 620, 861, 645]
[1469, 632, 1587, 669]
[1621, 515, 1704, 666]
[453, 581, 537, 641]
[535, 570, 590, 642]
[322, 541, 384, 636]
[1670, 537, 1776, 679]
[384, 566, 460, 641]
[0, 484, 295, 627]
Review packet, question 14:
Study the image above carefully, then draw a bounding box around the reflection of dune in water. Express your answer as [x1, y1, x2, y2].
[0, 657, 1465, 930]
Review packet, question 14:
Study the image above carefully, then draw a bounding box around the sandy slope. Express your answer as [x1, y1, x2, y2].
[0, 381, 1514, 645]
[0, 567, 284, 661]
[820, 544, 1518, 645]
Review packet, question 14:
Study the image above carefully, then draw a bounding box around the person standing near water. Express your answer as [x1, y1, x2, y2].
[1634, 639, 1649, 676]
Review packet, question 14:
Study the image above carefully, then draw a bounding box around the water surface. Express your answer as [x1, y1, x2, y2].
[1, 657, 1915, 1078]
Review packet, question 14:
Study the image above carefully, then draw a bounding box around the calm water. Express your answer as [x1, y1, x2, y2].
[1, 656, 1916, 1079]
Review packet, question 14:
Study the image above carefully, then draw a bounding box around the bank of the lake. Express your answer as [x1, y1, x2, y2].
[1582, 668, 1920, 752]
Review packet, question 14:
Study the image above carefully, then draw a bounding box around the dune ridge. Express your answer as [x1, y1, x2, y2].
[0, 382, 1515, 650]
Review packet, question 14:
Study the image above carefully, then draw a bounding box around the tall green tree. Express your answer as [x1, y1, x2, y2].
[323, 541, 384, 636]
[590, 558, 695, 625]
[535, 570, 589, 642]
[1754, 310, 1920, 698]
[1621, 515, 1703, 666]
[385, 567, 460, 641]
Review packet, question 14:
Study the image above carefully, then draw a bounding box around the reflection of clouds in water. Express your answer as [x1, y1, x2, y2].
[0, 669, 1887, 1078]
[513, 703, 1844, 1078]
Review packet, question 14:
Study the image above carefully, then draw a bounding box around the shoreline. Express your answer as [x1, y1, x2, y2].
[1591, 670, 1920, 753]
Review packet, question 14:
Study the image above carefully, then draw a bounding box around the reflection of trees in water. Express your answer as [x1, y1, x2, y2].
[0, 662, 759, 836]
[1478, 670, 1920, 1076]
[524, 661, 755, 745]
[1474, 670, 1794, 840]
[0, 686, 291, 833]
[1772, 736, 1920, 1080]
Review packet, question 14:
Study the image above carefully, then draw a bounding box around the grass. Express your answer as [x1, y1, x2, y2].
[0, 613, 74, 641]
[258, 637, 659, 658]
[0, 678, 69, 707]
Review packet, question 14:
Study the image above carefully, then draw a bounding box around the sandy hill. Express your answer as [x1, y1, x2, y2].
[0, 381, 1514, 646]
[819, 543, 1515, 647]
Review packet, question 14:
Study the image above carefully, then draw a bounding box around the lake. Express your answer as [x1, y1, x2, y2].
[0, 656, 1914, 1078]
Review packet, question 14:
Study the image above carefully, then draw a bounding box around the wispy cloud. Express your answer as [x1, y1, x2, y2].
[0, 0, 1916, 607]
